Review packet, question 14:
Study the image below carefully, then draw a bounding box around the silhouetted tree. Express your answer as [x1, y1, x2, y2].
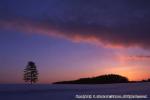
[24, 61, 38, 84]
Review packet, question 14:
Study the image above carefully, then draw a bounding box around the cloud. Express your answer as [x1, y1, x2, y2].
[118, 55, 150, 62]
[129, 55, 150, 60]
[0, 0, 150, 49]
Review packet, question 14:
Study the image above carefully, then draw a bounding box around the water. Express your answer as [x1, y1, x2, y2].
[0, 82, 149, 100]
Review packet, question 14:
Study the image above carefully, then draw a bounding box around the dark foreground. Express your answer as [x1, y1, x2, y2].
[0, 82, 149, 100]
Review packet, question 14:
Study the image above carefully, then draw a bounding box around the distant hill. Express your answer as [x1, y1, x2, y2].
[142, 78, 150, 82]
[53, 74, 129, 84]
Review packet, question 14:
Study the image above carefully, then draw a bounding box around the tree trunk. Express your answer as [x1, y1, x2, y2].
[31, 72, 33, 84]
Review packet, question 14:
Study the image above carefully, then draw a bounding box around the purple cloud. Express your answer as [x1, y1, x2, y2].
[0, 0, 150, 48]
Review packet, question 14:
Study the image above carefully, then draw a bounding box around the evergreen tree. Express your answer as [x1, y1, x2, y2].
[24, 61, 38, 84]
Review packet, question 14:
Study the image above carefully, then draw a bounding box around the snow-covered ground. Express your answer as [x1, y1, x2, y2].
[0, 82, 149, 100]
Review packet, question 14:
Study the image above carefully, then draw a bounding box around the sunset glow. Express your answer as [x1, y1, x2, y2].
[0, 0, 150, 84]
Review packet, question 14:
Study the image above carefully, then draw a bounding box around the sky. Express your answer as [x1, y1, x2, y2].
[0, 0, 150, 84]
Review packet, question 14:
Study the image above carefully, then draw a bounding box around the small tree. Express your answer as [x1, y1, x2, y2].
[24, 61, 38, 84]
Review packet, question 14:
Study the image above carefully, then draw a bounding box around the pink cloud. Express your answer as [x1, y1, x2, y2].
[0, 18, 150, 49]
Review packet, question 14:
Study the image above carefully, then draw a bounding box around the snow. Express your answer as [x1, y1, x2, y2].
[0, 82, 149, 100]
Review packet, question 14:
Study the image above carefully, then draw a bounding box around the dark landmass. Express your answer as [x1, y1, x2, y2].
[142, 79, 150, 82]
[53, 74, 129, 84]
